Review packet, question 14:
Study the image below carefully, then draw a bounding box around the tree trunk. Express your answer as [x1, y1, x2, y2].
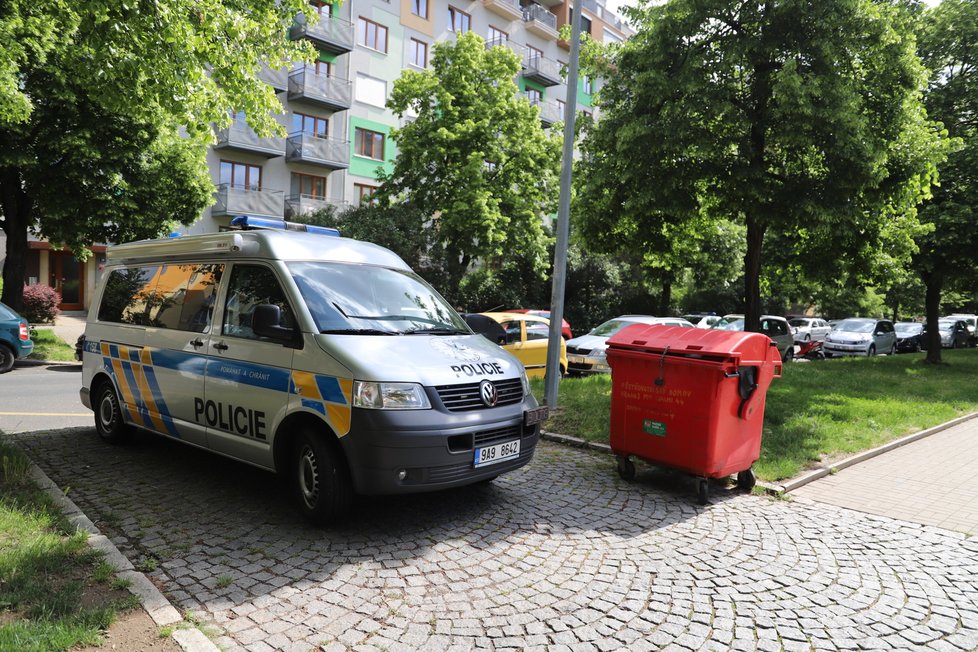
[0, 167, 33, 313]
[921, 270, 943, 364]
[744, 215, 765, 333]
[659, 278, 672, 316]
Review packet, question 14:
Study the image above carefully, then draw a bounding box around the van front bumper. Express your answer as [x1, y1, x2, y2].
[340, 404, 541, 495]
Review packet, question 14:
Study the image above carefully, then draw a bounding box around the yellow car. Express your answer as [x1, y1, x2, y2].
[470, 312, 568, 379]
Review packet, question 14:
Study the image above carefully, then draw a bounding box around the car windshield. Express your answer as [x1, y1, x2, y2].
[714, 319, 745, 331]
[938, 320, 956, 331]
[589, 319, 638, 337]
[788, 318, 810, 327]
[288, 262, 470, 335]
[895, 323, 921, 334]
[834, 320, 875, 333]
[0, 303, 17, 320]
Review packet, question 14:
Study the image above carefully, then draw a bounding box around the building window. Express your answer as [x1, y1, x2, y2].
[526, 88, 542, 104]
[355, 183, 379, 206]
[311, 0, 333, 17]
[220, 161, 262, 190]
[292, 112, 329, 137]
[487, 26, 508, 47]
[355, 73, 387, 107]
[357, 17, 388, 53]
[312, 59, 331, 76]
[409, 38, 428, 68]
[292, 172, 329, 199]
[582, 75, 593, 94]
[569, 9, 592, 36]
[354, 127, 385, 160]
[448, 6, 470, 34]
[526, 44, 543, 62]
[411, 0, 428, 19]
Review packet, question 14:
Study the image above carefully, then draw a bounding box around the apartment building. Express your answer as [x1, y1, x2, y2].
[186, 0, 632, 235]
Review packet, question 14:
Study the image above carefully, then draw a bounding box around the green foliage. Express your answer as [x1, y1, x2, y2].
[378, 32, 561, 288]
[577, 0, 945, 331]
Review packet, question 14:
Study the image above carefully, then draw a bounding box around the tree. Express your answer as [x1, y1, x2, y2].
[913, 0, 978, 363]
[577, 0, 944, 334]
[0, 0, 315, 310]
[376, 32, 562, 292]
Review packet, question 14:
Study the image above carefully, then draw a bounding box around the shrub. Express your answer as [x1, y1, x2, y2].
[21, 284, 61, 323]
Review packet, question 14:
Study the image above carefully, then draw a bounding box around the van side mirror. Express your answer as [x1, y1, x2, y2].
[253, 304, 299, 346]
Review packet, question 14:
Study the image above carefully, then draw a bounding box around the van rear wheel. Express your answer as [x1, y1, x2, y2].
[94, 382, 132, 444]
[292, 429, 352, 526]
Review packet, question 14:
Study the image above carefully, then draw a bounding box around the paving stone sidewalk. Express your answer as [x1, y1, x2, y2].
[12, 427, 978, 651]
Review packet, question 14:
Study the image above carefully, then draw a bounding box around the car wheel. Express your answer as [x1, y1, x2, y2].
[867, 345, 876, 357]
[782, 346, 794, 363]
[804, 334, 811, 342]
[292, 428, 352, 526]
[93, 381, 133, 444]
[890, 343, 896, 356]
[0, 344, 15, 374]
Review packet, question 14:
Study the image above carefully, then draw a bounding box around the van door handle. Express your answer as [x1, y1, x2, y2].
[213, 341, 229, 352]
[190, 338, 204, 348]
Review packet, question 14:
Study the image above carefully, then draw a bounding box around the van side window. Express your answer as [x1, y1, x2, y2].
[181, 264, 223, 333]
[97, 266, 162, 325]
[222, 265, 296, 340]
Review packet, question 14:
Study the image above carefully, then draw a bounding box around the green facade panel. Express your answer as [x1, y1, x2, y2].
[349, 116, 397, 180]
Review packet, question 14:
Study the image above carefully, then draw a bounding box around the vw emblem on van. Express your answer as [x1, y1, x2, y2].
[479, 380, 498, 407]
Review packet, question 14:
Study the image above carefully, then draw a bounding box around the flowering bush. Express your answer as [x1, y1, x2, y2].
[21, 284, 61, 323]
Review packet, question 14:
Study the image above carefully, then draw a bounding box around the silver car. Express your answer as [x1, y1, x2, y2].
[715, 315, 795, 362]
[566, 315, 694, 375]
[789, 317, 832, 343]
[823, 318, 897, 357]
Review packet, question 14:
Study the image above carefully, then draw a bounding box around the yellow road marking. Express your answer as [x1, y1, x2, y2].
[0, 412, 90, 416]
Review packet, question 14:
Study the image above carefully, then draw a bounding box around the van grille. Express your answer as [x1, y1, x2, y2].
[435, 378, 523, 412]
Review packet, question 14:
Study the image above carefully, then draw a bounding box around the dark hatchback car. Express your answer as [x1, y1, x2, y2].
[922, 318, 972, 349]
[0, 301, 34, 373]
[894, 322, 924, 353]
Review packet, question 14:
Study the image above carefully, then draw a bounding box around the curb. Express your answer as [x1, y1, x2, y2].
[544, 411, 978, 497]
[26, 461, 220, 652]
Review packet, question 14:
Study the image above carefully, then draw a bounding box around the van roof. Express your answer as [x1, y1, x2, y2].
[105, 229, 410, 270]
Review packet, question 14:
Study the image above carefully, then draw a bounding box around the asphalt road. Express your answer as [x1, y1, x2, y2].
[0, 362, 92, 433]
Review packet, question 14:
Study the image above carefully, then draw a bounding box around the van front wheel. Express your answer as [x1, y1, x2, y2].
[292, 429, 352, 526]
[94, 382, 132, 444]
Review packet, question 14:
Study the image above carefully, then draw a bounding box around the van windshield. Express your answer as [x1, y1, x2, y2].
[288, 262, 470, 335]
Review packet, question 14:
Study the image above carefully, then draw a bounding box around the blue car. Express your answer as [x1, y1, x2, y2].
[0, 301, 34, 373]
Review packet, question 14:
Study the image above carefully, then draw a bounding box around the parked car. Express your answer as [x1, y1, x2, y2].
[922, 318, 971, 349]
[823, 318, 897, 357]
[682, 313, 728, 329]
[468, 312, 568, 379]
[789, 317, 832, 343]
[0, 301, 35, 373]
[507, 309, 572, 339]
[565, 315, 694, 375]
[943, 313, 978, 347]
[714, 315, 795, 362]
[894, 322, 924, 353]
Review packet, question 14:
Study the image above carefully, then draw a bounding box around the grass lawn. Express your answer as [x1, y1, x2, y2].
[533, 349, 978, 481]
[27, 329, 76, 363]
[0, 443, 141, 650]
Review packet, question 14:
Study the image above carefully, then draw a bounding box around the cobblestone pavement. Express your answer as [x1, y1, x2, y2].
[12, 427, 978, 651]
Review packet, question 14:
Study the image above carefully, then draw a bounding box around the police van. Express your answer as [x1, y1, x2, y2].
[80, 217, 547, 524]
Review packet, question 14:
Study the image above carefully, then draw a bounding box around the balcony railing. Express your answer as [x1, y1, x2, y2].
[288, 67, 353, 111]
[522, 54, 562, 87]
[483, 0, 522, 21]
[522, 4, 558, 39]
[286, 194, 350, 219]
[286, 132, 350, 169]
[289, 14, 355, 54]
[213, 121, 286, 158]
[525, 95, 562, 126]
[212, 184, 285, 218]
[258, 64, 289, 92]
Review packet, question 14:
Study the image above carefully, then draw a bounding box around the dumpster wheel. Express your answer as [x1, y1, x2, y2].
[616, 456, 636, 482]
[736, 468, 756, 492]
[697, 478, 710, 505]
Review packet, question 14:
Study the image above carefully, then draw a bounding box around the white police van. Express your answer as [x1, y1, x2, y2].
[80, 217, 547, 524]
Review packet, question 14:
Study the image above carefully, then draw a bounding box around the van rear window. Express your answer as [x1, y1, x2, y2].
[98, 264, 223, 332]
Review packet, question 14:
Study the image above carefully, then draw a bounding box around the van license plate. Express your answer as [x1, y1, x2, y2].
[474, 440, 520, 468]
[524, 406, 549, 426]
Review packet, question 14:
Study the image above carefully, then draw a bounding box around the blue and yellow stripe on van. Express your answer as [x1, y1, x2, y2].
[290, 371, 353, 436]
[100, 342, 180, 437]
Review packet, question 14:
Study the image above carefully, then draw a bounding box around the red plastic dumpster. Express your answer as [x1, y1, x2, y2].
[606, 324, 782, 504]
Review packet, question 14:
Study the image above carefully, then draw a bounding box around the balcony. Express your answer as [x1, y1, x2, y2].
[212, 184, 284, 218]
[258, 64, 289, 93]
[286, 132, 350, 169]
[286, 194, 350, 219]
[483, 0, 522, 21]
[289, 14, 354, 54]
[288, 67, 353, 111]
[522, 53, 562, 87]
[522, 4, 558, 40]
[213, 121, 286, 158]
[527, 97, 562, 126]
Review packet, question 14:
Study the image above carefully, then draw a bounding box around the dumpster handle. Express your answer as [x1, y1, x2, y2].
[736, 367, 758, 419]
[654, 346, 671, 386]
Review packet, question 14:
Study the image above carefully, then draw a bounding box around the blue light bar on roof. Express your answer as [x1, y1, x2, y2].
[230, 215, 340, 237]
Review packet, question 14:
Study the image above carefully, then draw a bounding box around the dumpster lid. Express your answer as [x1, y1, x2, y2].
[606, 323, 777, 363]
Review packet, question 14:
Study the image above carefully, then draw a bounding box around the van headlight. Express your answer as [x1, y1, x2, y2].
[353, 381, 431, 410]
[519, 367, 530, 395]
